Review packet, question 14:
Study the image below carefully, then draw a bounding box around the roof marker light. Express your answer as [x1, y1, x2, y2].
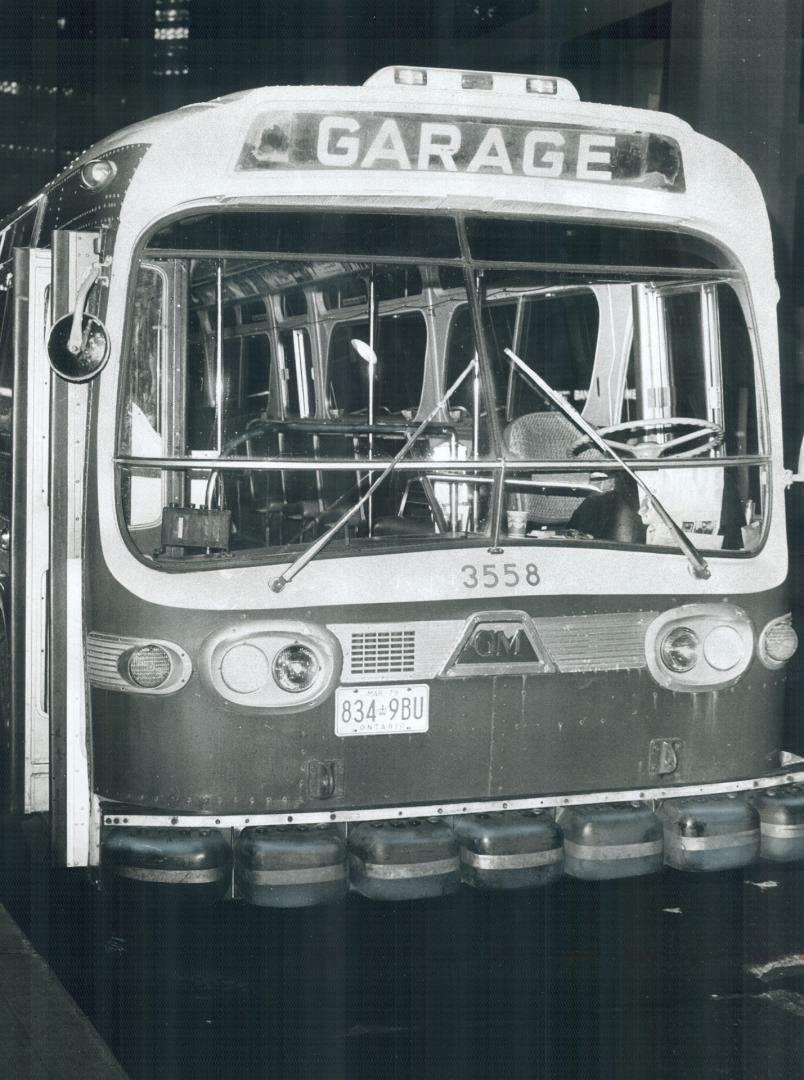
[364, 67, 579, 99]
[394, 67, 427, 86]
[462, 72, 493, 90]
[526, 76, 558, 96]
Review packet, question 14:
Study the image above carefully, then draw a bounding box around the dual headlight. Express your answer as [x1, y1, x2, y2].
[647, 605, 797, 692]
[271, 644, 320, 693]
[201, 622, 340, 711]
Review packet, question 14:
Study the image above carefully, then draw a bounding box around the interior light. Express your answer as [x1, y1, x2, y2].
[394, 68, 427, 86]
[526, 76, 558, 95]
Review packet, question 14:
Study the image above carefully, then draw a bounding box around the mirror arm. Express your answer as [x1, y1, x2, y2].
[66, 259, 111, 354]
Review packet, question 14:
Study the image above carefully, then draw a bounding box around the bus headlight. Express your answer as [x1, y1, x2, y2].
[660, 627, 698, 672]
[201, 621, 340, 711]
[646, 604, 754, 692]
[272, 644, 320, 693]
[703, 625, 745, 671]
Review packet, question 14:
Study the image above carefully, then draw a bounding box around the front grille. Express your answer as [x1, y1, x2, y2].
[536, 612, 656, 672]
[350, 630, 416, 675]
[86, 633, 129, 689]
[330, 613, 655, 682]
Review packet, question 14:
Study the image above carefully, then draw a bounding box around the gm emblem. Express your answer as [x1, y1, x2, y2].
[442, 612, 553, 677]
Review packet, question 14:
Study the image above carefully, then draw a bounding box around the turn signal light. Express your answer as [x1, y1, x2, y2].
[759, 615, 799, 669]
[127, 644, 172, 688]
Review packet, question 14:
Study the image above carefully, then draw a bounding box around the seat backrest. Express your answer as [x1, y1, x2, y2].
[503, 411, 590, 525]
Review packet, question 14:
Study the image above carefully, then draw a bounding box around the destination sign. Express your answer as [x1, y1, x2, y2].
[238, 111, 685, 192]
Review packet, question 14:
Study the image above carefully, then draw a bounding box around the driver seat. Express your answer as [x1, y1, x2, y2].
[503, 411, 601, 525]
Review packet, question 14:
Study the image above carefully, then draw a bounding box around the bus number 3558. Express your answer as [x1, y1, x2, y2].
[461, 563, 541, 588]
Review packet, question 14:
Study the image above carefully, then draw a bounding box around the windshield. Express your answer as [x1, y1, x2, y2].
[117, 211, 766, 567]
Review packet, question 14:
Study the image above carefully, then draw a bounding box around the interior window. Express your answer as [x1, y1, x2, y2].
[243, 333, 273, 410]
[514, 290, 599, 416]
[279, 328, 314, 417]
[719, 286, 758, 456]
[664, 291, 707, 418]
[327, 313, 427, 418]
[446, 302, 516, 417]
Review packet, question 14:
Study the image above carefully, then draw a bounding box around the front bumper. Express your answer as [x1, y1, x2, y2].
[97, 755, 804, 905]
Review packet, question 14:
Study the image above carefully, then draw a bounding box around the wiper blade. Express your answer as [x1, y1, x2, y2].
[503, 348, 710, 580]
[269, 354, 478, 593]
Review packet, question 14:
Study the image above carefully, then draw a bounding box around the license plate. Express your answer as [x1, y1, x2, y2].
[335, 684, 429, 737]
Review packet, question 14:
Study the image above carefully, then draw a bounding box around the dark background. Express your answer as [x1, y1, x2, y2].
[2, 4, 804, 1079]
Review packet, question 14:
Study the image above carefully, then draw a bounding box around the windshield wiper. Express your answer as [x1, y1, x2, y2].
[269, 350, 478, 592]
[503, 348, 710, 580]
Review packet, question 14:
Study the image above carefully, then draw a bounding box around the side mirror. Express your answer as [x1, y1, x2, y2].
[47, 311, 110, 383]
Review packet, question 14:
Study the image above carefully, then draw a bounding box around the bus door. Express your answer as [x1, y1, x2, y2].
[12, 229, 97, 867]
[10, 245, 51, 817]
[49, 230, 98, 866]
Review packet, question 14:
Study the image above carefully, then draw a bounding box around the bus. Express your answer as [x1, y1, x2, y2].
[2, 65, 803, 905]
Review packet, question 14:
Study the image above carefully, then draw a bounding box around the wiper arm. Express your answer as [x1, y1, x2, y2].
[503, 348, 710, 580]
[269, 353, 478, 593]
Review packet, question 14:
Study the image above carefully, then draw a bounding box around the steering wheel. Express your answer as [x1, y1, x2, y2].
[571, 417, 725, 459]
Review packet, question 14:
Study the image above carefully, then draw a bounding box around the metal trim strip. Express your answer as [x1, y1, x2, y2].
[460, 848, 562, 870]
[564, 839, 662, 861]
[238, 864, 346, 885]
[100, 763, 804, 830]
[669, 828, 759, 852]
[760, 822, 804, 839]
[354, 856, 459, 880]
[107, 865, 226, 884]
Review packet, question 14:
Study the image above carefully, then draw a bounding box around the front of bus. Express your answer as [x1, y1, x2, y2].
[89, 67, 804, 903]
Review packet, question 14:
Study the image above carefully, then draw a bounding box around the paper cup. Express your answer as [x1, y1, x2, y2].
[507, 510, 528, 537]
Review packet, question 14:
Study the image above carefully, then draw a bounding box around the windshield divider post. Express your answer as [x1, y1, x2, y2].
[367, 266, 376, 536]
[487, 459, 507, 554]
[215, 263, 224, 457]
[472, 355, 480, 530]
[458, 215, 503, 542]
